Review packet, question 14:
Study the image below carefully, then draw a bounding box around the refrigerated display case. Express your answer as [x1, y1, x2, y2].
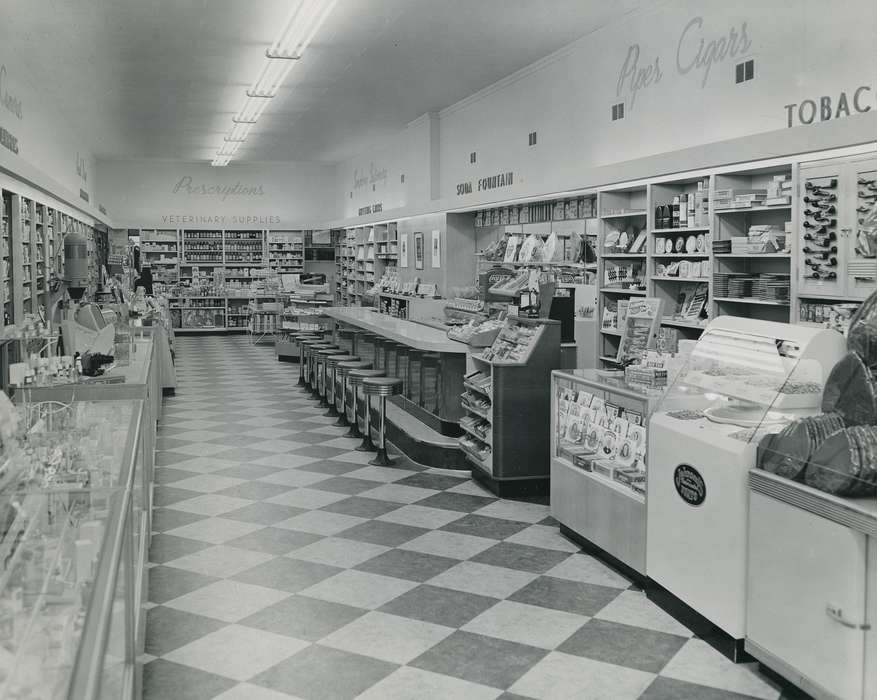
[0, 399, 148, 700]
[646, 315, 845, 654]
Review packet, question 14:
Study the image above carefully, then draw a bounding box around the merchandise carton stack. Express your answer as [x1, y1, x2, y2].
[713, 188, 767, 209]
[765, 174, 793, 206]
[730, 225, 787, 254]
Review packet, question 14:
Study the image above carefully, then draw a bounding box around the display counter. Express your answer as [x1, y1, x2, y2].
[13, 337, 162, 532]
[746, 466, 877, 699]
[142, 323, 177, 395]
[1, 399, 149, 700]
[325, 306, 468, 354]
[550, 369, 663, 576]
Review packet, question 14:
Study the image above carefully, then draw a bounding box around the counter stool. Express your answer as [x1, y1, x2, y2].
[324, 354, 359, 418]
[420, 352, 442, 414]
[293, 334, 320, 387]
[348, 369, 386, 451]
[315, 348, 347, 409]
[384, 342, 400, 379]
[357, 333, 376, 365]
[336, 359, 372, 431]
[362, 376, 404, 466]
[394, 345, 411, 396]
[300, 339, 330, 394]
[305, 343, 338, 399]
[372, 337, 387, 372]
[308, 343, 339, 400]
[337, 328, 355, 354]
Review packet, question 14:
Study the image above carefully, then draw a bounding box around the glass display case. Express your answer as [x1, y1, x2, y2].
[646, 315, 846, 652]
[0, 399, 146, 700]
[550, 369, 664, 577]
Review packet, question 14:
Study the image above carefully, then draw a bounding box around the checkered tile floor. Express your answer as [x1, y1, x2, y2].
[145, 336, 786, 700]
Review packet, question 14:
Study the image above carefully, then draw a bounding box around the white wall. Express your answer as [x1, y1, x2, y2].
[95, 159, 338, 229]
[0, 50, 103, 223]
[437, 0, 877, 207]
[335, 113, 439, 219]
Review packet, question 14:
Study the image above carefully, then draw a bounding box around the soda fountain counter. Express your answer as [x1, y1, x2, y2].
[646, 316, 845, 658]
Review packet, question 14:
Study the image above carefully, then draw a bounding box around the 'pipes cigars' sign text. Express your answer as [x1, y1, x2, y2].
[0, 64, 22, 155]
[616, 16, 753, 110]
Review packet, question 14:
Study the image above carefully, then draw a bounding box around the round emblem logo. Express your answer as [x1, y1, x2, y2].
[673, 464, 706, 506]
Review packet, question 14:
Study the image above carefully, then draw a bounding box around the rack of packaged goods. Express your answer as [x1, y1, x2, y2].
[140, 229, 179, 295]
[18, 197, 34, 315]
[268, 230, 305, 275]
[224, 229, 265, 268]
[464, 316, 561, 495]
[182, 229, 223, 265]
[712, 165, 794, 325]
[336, 228, 357, 305]
[375, 221, 399, 265]
[550, 369, 663, 576]
[646, 176, 712, 351]
[1, 192, 10, 323]
[795, 152, 877, 331]
[33, 202, 47, 309]
[226, 292, 280, 331]
[597, 186, 648, 366]
[169, 296, 227, 331]
[352, 226, 376, 303]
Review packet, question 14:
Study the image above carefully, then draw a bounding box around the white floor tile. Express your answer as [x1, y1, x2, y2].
[426, 561, 538, 599]
[504, 524, 580, 553]
[377, 505, 464, 529]
[164, 579, 290, 623]
[595, 590, 693, 637]
[300, 569, 418, 609]
[165, 518, 265, 544]
[167, 494, 256, 517]
[266, 488, 348, 509]
[545, 554, 632, 589]
[321, 611, 453, 664]
[462, 600, 588, 649]
[356, 667, 501, 700]
[274, 510, 367, 535]
[472, 500, 550, 524]
[287, 537, 389, 568]
[399, 530, 495, 560]
[170, 474, 247, 494]
[164, 624, 308, 680]
[165, 545, 274, 578]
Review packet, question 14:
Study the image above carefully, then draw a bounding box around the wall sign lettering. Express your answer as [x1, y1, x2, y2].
[674, 464, 706, 506]
[456, 181, 473, 195]
[784, 86, 872, 128]
[0, 65, 23, 120]
[616, 16, 752, 111]
[79, 189, 89, 203]
[160, 214, 281, 225]
[172, 176, 265, 201]
[354, 162, 388, 191]
[358, 202, 383, 216]
[0, 125, 18, 155]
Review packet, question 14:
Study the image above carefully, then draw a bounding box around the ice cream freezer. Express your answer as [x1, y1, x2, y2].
[646, 316, 845, 656]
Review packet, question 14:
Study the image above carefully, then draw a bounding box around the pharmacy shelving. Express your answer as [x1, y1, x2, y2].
[268, 231, 305, 275]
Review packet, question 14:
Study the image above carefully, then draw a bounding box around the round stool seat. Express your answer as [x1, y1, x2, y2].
[315, 347, 346, 357]
[362, 376, 404, 396]
[348, 369, 386, 386]
[338, 360, 372, 373]
[326, 354, 359, 367]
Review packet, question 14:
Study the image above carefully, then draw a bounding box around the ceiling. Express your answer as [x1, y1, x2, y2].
[5, 0, 649, 164]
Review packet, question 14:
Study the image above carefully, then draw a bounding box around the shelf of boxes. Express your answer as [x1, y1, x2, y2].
[268, 231, 305, 275]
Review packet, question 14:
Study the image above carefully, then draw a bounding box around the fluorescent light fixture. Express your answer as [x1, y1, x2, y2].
[212, 0, 337, 165]
[211, 156, 231, 167]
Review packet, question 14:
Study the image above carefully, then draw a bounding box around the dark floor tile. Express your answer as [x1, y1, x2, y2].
[558, 618, 687, 673]
[152, 508, 208, 533]
[281, 429, 339, 444]
[232, 557, 342, 593]
[298, 459, 364, 476]
[156, 452, 202, 467]
[321, 496, 402, 519]
[538, 515, 559, 527]
[216, 481, 295, 501]
[154, 485, 202, 507]
[416, 492, 496, 513]
[213, 446, 277, 462]
[143, 659, 236, 700]
[207, 433, 268, 448]
[338, 520, 428, 547]
[497, 693, 538, 700]
[241, 594, 367, 641]
[410, 631, 547, 690]
[251, 645, 397, 699]
[149, 534, 211, 564]
[156, 437, 198, 451]
[292, 445, 349, 459]
[145, 606, 227, 656]
[154, 468, 201, 485]
[379, 584, 497, 628]
[213, 463, 282, 480]
[641, 677, 769, 700]
[226, 527, 323, 555]
[440, 514, 531, 540]
[148, 565, 219, 604]
[310, 476, 384, 495]
[355, 548, 458, 582]
[222, 502, 306, 525]
[509, 576, 621, 616]
[395, 472, 469, 491]
[471, 543, 572, 574]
